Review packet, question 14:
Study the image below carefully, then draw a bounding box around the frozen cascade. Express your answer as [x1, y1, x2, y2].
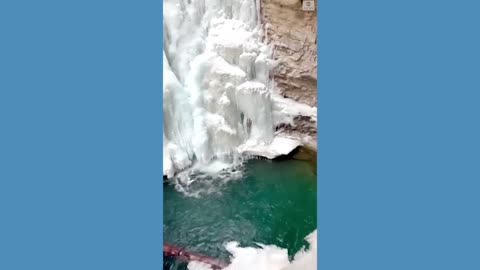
[163, 0, 277, 180]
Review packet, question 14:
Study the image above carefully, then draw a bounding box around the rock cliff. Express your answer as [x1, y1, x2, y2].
[261, 0, 317, 107]
[261, 0, 317, 150]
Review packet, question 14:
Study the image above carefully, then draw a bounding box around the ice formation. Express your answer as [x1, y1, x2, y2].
[163, 0, 271, 178]
[187, 230, 317, 270]
[163, 0, 314, 180]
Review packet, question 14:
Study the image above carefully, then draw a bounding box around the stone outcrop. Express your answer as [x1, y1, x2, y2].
[261, 0, 317, 107]
[261, 0, 317, 153]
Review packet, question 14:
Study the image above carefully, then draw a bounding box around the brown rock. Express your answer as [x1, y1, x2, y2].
[261, 0, 317, 107]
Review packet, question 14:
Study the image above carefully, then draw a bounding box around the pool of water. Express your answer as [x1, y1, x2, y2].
[163, 159, 316, 268]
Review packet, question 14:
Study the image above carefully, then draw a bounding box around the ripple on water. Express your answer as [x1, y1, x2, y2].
[164, 159, 316, 263]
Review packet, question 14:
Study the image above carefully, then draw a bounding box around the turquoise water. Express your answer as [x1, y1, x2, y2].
[164, 159, 316, 268]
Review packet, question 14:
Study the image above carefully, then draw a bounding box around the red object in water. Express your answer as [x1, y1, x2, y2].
[163, 243, 228, 269]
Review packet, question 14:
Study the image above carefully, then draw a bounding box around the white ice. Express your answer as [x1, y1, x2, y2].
[163, 0, 275, 178]
[187, 230, 317, 270]
[163, 0, 316, 178]
[237, 136, 301, 159]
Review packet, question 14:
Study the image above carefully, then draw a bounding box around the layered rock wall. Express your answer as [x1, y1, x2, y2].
[261, 0, 317, 107]
[261, 0, 317, 151]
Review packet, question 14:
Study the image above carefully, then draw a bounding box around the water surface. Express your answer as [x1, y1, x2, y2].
[164, 159, 316, 267]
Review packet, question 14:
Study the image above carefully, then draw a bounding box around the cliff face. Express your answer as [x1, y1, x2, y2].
[261, 0, 317, 107]
[261, 0, 317, 150]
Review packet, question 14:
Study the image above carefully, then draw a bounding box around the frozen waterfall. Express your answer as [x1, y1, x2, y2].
[163, 0, 275, 178]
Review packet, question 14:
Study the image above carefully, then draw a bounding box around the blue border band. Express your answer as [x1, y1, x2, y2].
[1, 0, 480, 269]
[1, 1, 163, 269]
[318, 0, 480, 269]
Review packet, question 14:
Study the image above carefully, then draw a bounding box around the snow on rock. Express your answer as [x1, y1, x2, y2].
[237, 136, 301, 159]
[272, 94, 317, 127]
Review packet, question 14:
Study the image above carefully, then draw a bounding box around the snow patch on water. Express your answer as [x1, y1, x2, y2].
[187, 230, 317, 270]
